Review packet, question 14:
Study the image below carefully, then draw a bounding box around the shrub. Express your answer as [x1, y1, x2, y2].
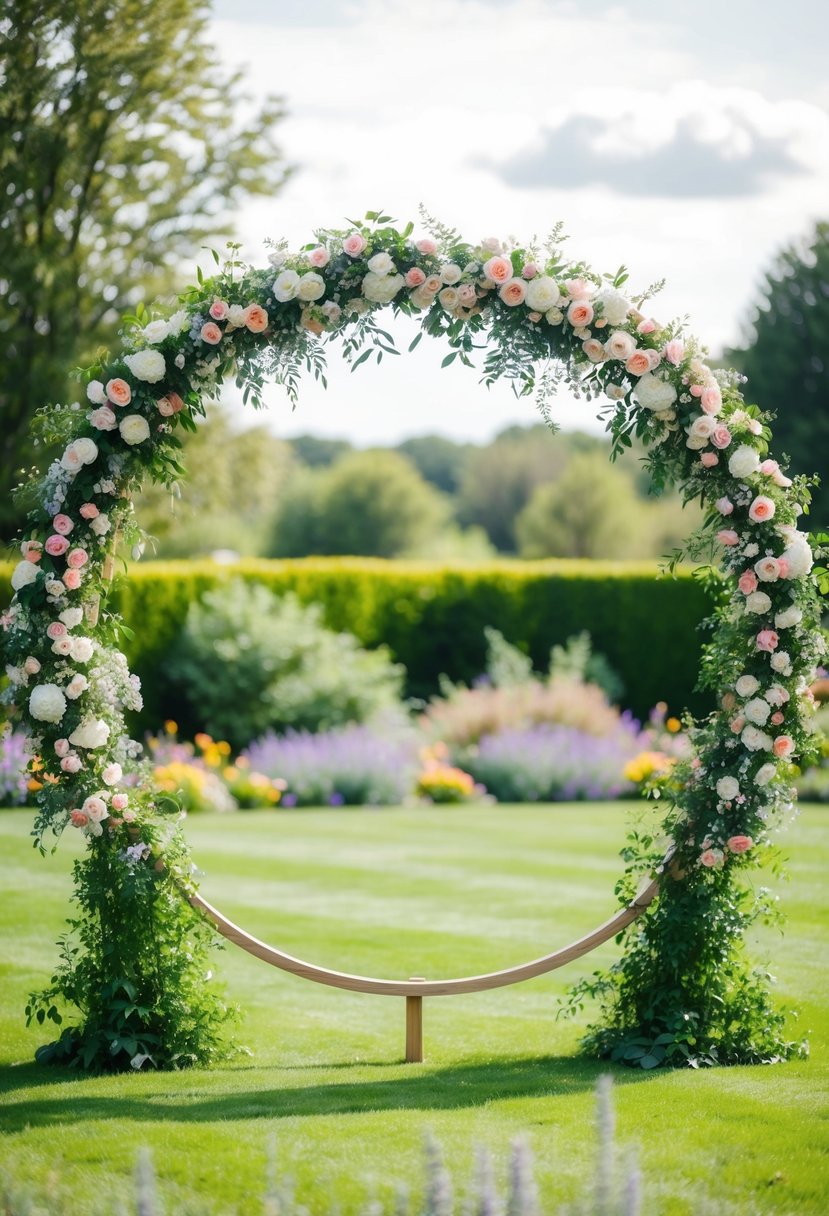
[244, 724, 417, 807]
[460, 721, 641, 802]
[168, 580, 405, 750]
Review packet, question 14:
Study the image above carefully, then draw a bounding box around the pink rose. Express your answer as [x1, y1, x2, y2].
[717, 529, 739, 546]
[343, 233, 368, 257]
[22, 542, 42, 562]
[61, 754, 83, 774]
[54, 738, 70, 757]
[102, 762, 123, 786]
[770, 711, 785, 726]
[700, 849, 720, 868]
[70, 810, 89, 828]
[157, 392, 185, 417]
[726, 835, 753, 854]
[663, 339, 685, 366]
[66, 549, 88, 569]
[730, 716, 745, 734]
[53, 514, 74, 536]
[760, 458, 792, 488]
[483, 256, 513, 285]
[46, 621, 67, 640]
[748, 419, 763, 436]
[721, 692, 736, 711]
[405, 267, 426, 288]
[701, 386, 722, 414]
[111, 793, 129, 811]
[499, 279, 527, 307]
[90, 406, 117, 431]
[583, 338, 606, 363]
[700, 452, 718, 468]
[568, 301, 594, 327]
[200, 321, 222, 345]
[52, 637, 73, 656]
[106, 378, 132, 407]
[564, 278, 592, 300]
[122, 808, 137, 823]
[754, 557, 780, 582]
[415, 238, 437, 255]
[209, 299, 229, 320]
[63, 569, 82, 590]
[45, 534, 69, 557]
[738, 571, 758, 595]
[748, 495, 775, 523]
[637, 318, 657, 335]
[756, 629, 779, 653]
[777, 557, 790, 578]
[457, 284, 476, 306]
[244, 304, 269, 333]
[79, 503, 99, 520]
[624, 350, 651, 376]
[689, 383, 703, 397]
[521, 262, 539, 279]
[308, 247, 330, 268]
[716, 497, 734, 516]
[772, 735, 794, 758]
[24, 656, 41, 675]
[711, 426, 732, 449]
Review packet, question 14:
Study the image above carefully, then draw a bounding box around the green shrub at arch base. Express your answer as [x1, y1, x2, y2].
[3, 212, 825, 1072]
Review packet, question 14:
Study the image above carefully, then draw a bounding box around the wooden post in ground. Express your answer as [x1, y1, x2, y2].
[405, 978, 424, 1063]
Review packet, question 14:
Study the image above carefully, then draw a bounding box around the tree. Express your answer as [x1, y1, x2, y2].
[515, 452, 650, 559]
[0, 0, 290, 538]
[290, 434, 353, 468]
[396, 434, 471, 494]
[270, 449, 451, 558]
[727, 221, 829, 523]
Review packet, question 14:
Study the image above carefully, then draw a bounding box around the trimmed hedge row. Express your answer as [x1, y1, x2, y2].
[1, 558, 715, 731]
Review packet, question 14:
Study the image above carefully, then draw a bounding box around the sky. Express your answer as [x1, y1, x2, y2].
[208, 0, 829, 447]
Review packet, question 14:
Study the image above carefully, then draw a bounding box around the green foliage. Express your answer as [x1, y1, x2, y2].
[167, 579, 405, 749]
[269, 449, 450, 559]
[549, 632, 626, 705]
[396, 434, 472, 495]
[0, 0, 290, 537]
[25, 817, 235, 1073]
[728, 220, 829, 523]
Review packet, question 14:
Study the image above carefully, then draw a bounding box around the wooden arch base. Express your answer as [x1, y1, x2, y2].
[186, 873, 661, 1063]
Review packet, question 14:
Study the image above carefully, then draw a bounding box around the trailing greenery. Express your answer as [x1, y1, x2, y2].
[1, 557, 715, 728]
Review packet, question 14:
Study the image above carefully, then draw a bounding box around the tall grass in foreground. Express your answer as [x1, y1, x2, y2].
[0, 1078, 644, 1216]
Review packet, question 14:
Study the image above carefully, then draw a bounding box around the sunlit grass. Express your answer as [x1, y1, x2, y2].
[1, 804, 827, 1214]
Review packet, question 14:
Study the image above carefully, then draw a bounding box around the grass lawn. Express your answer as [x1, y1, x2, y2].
[1, 803, 828, 1214]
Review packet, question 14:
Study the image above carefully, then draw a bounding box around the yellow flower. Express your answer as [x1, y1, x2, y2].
[164, 719, 178, 735]
[666, 717, 682, 733]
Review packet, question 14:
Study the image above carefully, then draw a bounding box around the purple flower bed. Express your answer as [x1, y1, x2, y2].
[243, 725, 418, 807]
[0, 729, 30, 807]
[461, 719, 642, 802]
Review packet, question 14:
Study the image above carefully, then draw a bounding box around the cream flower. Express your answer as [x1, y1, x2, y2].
[11, 560, 41, 591]
[362, 272, 405, 304]
[120, 414, 151, 445]
[633, 373, 677, 412]
[68, 718, 110, 749]
[716, 776, 740, 800]
[297, 272, 326, 302]
[124, 349, 166, 383]
[728, 445, 761, 479]
[744, 697, 771, 726]
[273, 269, 300, 302]
[525, 276, 560, 312]
[29, 683, 67, 724]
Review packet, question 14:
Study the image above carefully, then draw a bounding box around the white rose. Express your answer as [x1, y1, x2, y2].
[525, 276, 561, 312]
[735, 674, 760, 697]
[120, 414, 151, 445]
[73, 437, 99, 465]
[59, 607, 83, 629]
[90, 513, 111, 536]
[102, 762, 123, 786]
[742, 725, 772, 752]
[755, 762, 777, 787]
[86, 380, 107, 405]
[11, 560, 41, 591]
[82, 794, 109, 822]
[745, 591, 772, 615]
[65, 674, 89, 700]
[367, 251, 395, 276]
[273, 269, 300, 302]
[409, 286, 434, 310]
[604, 331, 636, 361]
[438, 286, 460, 311]
[124, 349, 166, 383]
[777, 526, 813, 580]
[361, 272, 405, 304]
[52, 637, 73, 656]
[45, 580, 65, 597]
[769, 650, 792, 675]
[744, 697, 771, 726]
[754, 557, 781, 583]
[633, 373, 677, 412]
[765, 684, 790, 707]
[685, 433, 709, 451]
[728, 445, 761, 480]
[716, 776, 740, 800]
[440, 263, 462, 285]
[68, 718, 110, 749]
[545, 307, 564, 325]
[70, 636, 95, 663]
[227, 304, 247, 328]
[595, 288, 631, 326]
[689, 415, 717, 440]
[142, 320, 170, 345]
[168, 309, 189, 333]
[268, 250, 287, 270]
[775, 605, 802, 630]
[29, 683, 67, 724]
[297, 272, 326, 302]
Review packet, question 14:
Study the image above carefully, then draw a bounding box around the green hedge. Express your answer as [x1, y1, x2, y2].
[1, 557, 715, 732]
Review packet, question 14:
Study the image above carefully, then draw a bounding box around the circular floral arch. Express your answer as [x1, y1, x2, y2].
[4, 212, 824, 1073]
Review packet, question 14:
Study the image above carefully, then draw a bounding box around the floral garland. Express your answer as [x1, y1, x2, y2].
[3, 211, 825, 1070]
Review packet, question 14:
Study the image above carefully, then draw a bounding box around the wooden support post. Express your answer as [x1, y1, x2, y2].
[405, 978, 424, 1063]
